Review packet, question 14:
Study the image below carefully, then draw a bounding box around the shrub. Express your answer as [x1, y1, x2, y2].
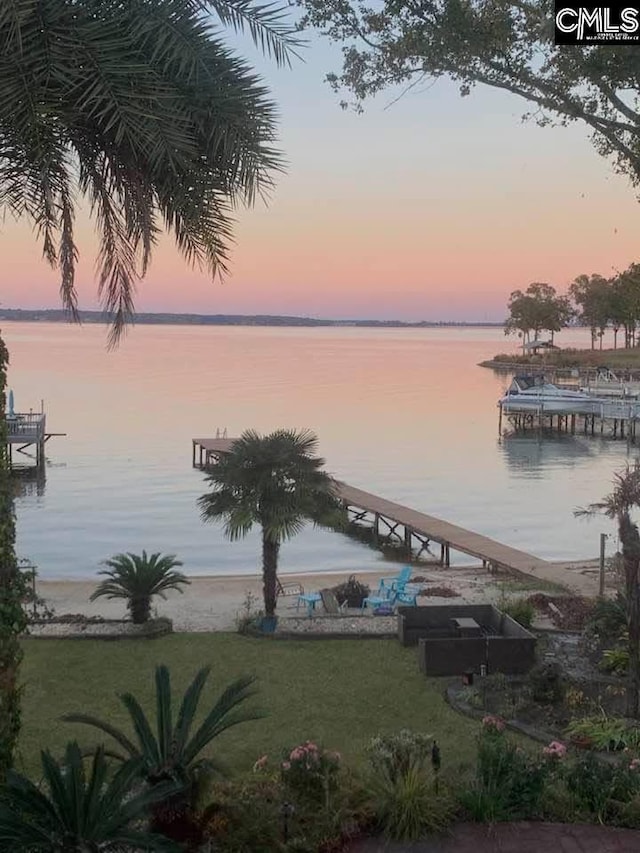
[235, 590, 262, 634]
[331, 576, 370, 608]
[600, 646, 629, 676]
[281, 742, 341, 807]
[563, 752, 640, 822]
[528, 661, 564, 704]
[368, 761, 454, 841]
[367, 730, 433, 782]
[460, 725, 549, 822]
[499, 596, 535, 629]
[565, 715, 640, 751]
[586, 592, 627, 641]
[366, 731, 453, 840]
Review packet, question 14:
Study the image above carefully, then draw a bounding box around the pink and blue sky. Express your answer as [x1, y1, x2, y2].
[2, 25, 640, 321]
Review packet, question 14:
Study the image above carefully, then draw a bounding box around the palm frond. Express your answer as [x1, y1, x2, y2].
[183, 674, 261, 765]
[61, 712, 139, 759]
[120, 692, 162, 770]
[173, 666, 211, 755]
[156, 665, 173, 762]
[0, 0, 290, 344]
[207, 0, 304, 66]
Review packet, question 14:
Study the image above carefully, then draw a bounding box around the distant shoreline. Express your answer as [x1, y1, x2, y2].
[0, 309, 503, 329]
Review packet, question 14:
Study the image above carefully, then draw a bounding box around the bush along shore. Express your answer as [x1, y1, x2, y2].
[480, 348, 640, 376]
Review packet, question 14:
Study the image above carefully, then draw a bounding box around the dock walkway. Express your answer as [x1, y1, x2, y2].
[192, 438, 570, 589]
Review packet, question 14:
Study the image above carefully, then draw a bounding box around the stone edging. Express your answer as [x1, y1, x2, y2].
[244, 624, 396, 641]
[445, 681, 557, 745]
[24, 617, 173, 641]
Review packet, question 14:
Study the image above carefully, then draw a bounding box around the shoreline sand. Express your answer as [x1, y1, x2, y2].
[33, 559, 606, 633]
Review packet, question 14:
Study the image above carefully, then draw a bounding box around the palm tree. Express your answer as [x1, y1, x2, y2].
[577, 462, 640, 717]
[0, 741, 181, 852]
[198, 428, 342, 617]
[91, 551, 190, 623]
[63, 664, 261, 790]
[0, 0, 299, 775]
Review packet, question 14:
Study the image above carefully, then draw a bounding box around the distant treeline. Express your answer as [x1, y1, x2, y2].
[0, 309, 502, 328]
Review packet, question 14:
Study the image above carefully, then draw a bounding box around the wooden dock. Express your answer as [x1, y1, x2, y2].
[192, 437, 557, 583]
[6, 412, 65, 469]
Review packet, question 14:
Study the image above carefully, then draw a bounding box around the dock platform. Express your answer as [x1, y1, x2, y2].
[192, 437, 559, 584]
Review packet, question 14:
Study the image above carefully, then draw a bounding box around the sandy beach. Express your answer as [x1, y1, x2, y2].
[33, 558, 606, 633]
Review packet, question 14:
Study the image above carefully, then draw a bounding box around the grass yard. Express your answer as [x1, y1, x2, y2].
[18, 634, 480, 781]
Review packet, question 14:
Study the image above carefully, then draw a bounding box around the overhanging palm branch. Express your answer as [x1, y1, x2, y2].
[210, 0, 304, 65]
[0, 0, 299, 345]
[90, 550, 190, 623]
[0, 741, 181, 852]
[62, 664, 262, 788]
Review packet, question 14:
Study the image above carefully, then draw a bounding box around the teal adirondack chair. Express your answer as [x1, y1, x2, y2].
[377, 565, 412, 596]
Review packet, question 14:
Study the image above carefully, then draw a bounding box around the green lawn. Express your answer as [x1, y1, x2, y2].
[18, 634, 479, 781]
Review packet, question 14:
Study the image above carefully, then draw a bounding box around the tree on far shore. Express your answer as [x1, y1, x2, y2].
[198, 429, 342, 617]
[569, 274, 612, 351]
[504, 283, 573, 354]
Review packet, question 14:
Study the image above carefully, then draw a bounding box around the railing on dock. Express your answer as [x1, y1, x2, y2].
[7, 412, 46, 442]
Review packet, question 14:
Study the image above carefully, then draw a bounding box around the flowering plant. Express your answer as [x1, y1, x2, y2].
[281, 741, 341, 806]
[481, 715, 505, 734]
[542, 740, 567, 759]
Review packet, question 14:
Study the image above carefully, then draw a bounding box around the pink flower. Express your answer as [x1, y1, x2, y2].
[543, 740, 567, 759]
[290, 747, 304, 761]
[282, 761, 291, 771]
[482, 715, 505, 733]
[252, 754, 268, 772]
[630, 758, 640, 771]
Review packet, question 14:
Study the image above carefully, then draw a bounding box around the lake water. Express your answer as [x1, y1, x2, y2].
[3, 322, 632, 580]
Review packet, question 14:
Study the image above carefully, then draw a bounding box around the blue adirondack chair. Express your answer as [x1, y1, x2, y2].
[377, 565, 412, 596]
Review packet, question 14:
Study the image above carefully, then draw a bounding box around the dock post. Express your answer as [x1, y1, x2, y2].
[192, 441, 196, 468]
[404, 527, 412, 559]
[498, 403, 503, 434]
[570, 414, 576, 434]
[599, 533, 607, 597]
[444, 542, 450, 567]
[373, 513, 380, 544]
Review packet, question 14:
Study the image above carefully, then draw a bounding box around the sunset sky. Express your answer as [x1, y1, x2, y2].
[2, 21, 640, 321]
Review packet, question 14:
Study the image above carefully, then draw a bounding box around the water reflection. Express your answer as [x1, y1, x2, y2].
[12, 467, 46, 498]
[499, 435, 597, 477]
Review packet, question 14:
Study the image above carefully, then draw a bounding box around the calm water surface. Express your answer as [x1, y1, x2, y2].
[3, 323, 632, 580]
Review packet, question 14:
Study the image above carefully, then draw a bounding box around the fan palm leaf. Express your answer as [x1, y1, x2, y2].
[0, 742, 181, 851]
[0, 0, 300, 344]
[198, 428, 342, 615]
[62, 665, 262, 791]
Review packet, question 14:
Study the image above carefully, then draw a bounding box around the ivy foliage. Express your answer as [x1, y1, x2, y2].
[0, 332, 24, 780]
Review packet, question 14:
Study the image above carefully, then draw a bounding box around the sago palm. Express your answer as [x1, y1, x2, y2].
[198, 428, 342, 616]
[63, 664, 261, 790]
[91, 551, 190, 623]
[0, 741, 181, 852]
